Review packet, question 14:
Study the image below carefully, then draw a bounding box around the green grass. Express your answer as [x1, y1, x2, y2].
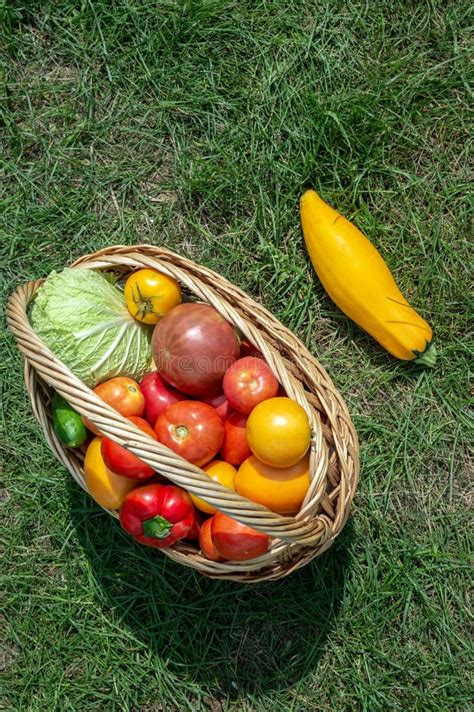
[1, 1, 472, 709]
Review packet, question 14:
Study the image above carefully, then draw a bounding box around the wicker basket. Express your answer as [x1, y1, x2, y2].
[6, 245, 359, 582]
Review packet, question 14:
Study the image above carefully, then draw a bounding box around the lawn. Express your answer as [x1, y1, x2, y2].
[1, 1, 472, 710]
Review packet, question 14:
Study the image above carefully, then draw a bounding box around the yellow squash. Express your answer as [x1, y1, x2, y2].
[300, 189, 435, 366]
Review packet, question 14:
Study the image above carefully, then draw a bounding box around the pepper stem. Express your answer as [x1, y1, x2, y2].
[142, 515, 173, 539]
[414, 343, 437, 368]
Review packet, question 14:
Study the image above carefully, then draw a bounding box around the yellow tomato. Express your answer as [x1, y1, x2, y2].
[246, 397, 311, 467]
[236, 454, 310, 515]
[84, 437, 136, 509]
[124, 268, 181, 324]
[190, 460, 237, 514]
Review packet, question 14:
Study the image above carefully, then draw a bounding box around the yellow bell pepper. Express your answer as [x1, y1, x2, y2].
[83, 437, 136, 510]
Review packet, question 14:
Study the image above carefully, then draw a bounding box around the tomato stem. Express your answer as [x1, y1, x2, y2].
[174, 425, 189, 440]
[132, 283, 164, 318]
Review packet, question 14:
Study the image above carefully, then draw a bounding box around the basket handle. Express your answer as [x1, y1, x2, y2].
[6, 279, 326, 546]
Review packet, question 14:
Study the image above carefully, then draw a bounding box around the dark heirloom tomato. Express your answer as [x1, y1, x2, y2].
[152, 303, 240, 397]
[239, 339, 263, 359]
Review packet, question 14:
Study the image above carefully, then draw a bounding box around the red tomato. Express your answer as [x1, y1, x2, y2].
[202, 392, 231, 421]
[140, 371, 186, 427]
[101, 416, 157, 480]
[186, 510, 202, 540]
[220, 412, 252, 466]
[211, 512, 270, 561]
[154, 401, 225, 467]
[83, 377, 144, 435]
[152, 303, 240, 397]
[199, 517, 225, 561]
[223, 357, 279, 415]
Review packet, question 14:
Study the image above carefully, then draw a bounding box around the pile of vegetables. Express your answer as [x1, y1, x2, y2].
[44, 266, 312, 562]
[40, 190, 434, 562]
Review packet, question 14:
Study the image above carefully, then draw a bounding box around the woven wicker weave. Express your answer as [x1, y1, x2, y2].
[6, 245, 359, 582]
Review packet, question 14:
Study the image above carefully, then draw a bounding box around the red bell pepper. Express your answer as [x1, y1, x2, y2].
[119, 484, 196, 548]
[186, 509, 202, 540]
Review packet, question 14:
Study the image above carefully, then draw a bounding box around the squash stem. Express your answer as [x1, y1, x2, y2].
[414, 343, 437, 367]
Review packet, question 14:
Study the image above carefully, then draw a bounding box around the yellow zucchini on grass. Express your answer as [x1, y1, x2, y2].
[300, 189, 435, 366]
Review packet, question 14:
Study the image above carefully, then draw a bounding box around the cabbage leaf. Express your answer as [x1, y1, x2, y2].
[31, 268, 152, 387]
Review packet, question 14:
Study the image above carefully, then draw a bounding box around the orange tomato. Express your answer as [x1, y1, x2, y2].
[189, 460, 236, 514]
[84, 437, 136, 509]
[83, 377, 145, 435]
[246, 397, 311, 468]
[199, 517, 225, 561]
[235, 454, 310, 515]
[124, 268, 181, 324]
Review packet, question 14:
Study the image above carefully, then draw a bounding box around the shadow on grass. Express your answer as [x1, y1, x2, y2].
[68, 482, 354, 698]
